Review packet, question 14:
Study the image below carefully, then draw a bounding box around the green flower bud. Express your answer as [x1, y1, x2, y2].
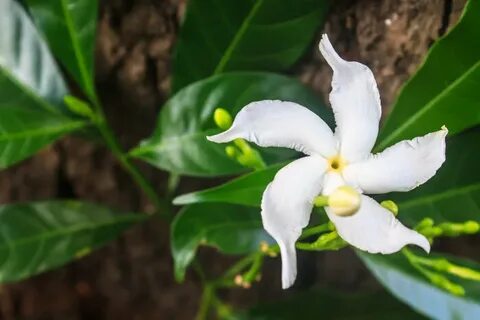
[463, 221, 480, 234]
[415, 218, 434, 231]
[213, 108, 233, 130]
[234, 138, 251, 153]
[447, 264, 480, 281]
[380, 200, 398, 216]
[64, 95, 95, 119]
[430, 273, 465, 296]
[225, 146, 237, 158]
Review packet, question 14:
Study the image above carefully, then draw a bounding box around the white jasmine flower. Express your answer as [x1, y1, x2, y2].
[207, 34, 447, 289]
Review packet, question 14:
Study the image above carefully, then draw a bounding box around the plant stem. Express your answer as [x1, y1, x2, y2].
[300, 223, 332, 239]
[166, 173, 181, 197]
[90, 95, 168, 217]
[196, 284, 214, 320]
[217, 254, 257, 286]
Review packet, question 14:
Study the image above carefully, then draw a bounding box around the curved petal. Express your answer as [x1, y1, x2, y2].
[326, 195, 430, 254]
[207, 100, 337, 158]
[261, 155, 327, 289]
[343, 128, 448, 194]
[319, 34, 381, 162]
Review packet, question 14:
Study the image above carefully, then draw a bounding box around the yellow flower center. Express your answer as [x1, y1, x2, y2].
[327, 155, 347, 173]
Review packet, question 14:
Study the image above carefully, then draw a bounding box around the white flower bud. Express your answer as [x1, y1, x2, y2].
[328, 186, 361, 217]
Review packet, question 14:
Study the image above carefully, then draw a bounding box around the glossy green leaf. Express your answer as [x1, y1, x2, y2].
[130, 72, 333, 177]
[0, 201, 145, 283]
[358, 251, 480, 320]
[172, 0, 328, 92]
[0, 0, 68, 113]
[377, 0, 480, 150]
[381, 129, 480, 225]
[173, 163, 284, 206]
[26, 0, 98, 98]
[0, 107, 87, 168]
[243, 289, 425, 320]
[0, 0, 87, 166]
[171, 203, 270, 281]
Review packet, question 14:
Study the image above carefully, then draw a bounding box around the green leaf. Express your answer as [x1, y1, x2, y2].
[130, 72, 333, 177]
[0, 107, 87, 168]
[173, 163, 284, 206]
[0, 0, 87, 166]
[172, 0, 328, 92]
[382, 129, 480, 225]
[26, 0, 98, 98]
[358, 251, 480, 320]
[377, 0, 480, 150]
[243, 289, 425, 320]
[171, 203, 270, 281]
[0, 201, 145, 283]
[0, 0, 68, 114]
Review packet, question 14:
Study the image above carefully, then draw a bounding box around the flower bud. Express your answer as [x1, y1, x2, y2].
[415, 218, 434, 231]
[463, 221, 479, 234]
[380, 200, 398, 216]
[225, 146, 237, 158]
[259, 241, 270, 253]
[234, 275, 243, 286]
[328, 186, 361, 217]
[64, 95, 95, 120]
[213, 108, 233, 130]
[430, 273, 465, 296]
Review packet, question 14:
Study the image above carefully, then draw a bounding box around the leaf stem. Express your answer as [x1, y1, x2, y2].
[195, 284, 214, 320]
[90, 95, 169, 217]
[300, 223, 332, 239]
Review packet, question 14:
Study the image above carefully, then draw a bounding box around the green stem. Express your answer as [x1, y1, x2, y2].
[90, 95, 168, 217]
[313, 195, 329, 207]
[216, 254, 257, 286]
[196, 284, 214, 320]
[300, 223, 332, 239]
[167, 173, 181, 197]
[243, 253, 264, 283]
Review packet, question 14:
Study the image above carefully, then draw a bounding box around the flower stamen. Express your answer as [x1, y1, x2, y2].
[327, 155, 347, 173]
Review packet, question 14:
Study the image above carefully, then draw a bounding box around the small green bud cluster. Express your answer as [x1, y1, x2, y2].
[212, 108, 265, 170]
[404, 248, 480, 296]
[416, 218, 480, 241]
[428, 272, 465, 296]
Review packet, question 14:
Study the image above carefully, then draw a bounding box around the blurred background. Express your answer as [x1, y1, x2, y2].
[0, 0, 472, 319]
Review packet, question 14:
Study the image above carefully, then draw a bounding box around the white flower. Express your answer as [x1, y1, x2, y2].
[207, 34, 447, 289]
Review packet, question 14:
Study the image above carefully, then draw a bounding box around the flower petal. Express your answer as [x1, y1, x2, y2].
[328, 195, 430, 254]
[343, 128, 448, 194]
[207, 100, 336, 158]
[319, 34, 381, 162]
[261, 155, 327, 289]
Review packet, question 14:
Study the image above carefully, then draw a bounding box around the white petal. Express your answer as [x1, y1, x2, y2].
[343, 128, 448, 194]
[261, 155, 327, 289]
[327, 195, 430, 254]
[207, 100, 337, 158]
[319, 34, 381, 162]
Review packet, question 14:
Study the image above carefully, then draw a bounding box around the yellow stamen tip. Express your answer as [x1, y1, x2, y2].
[327, 155, 347, 173]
